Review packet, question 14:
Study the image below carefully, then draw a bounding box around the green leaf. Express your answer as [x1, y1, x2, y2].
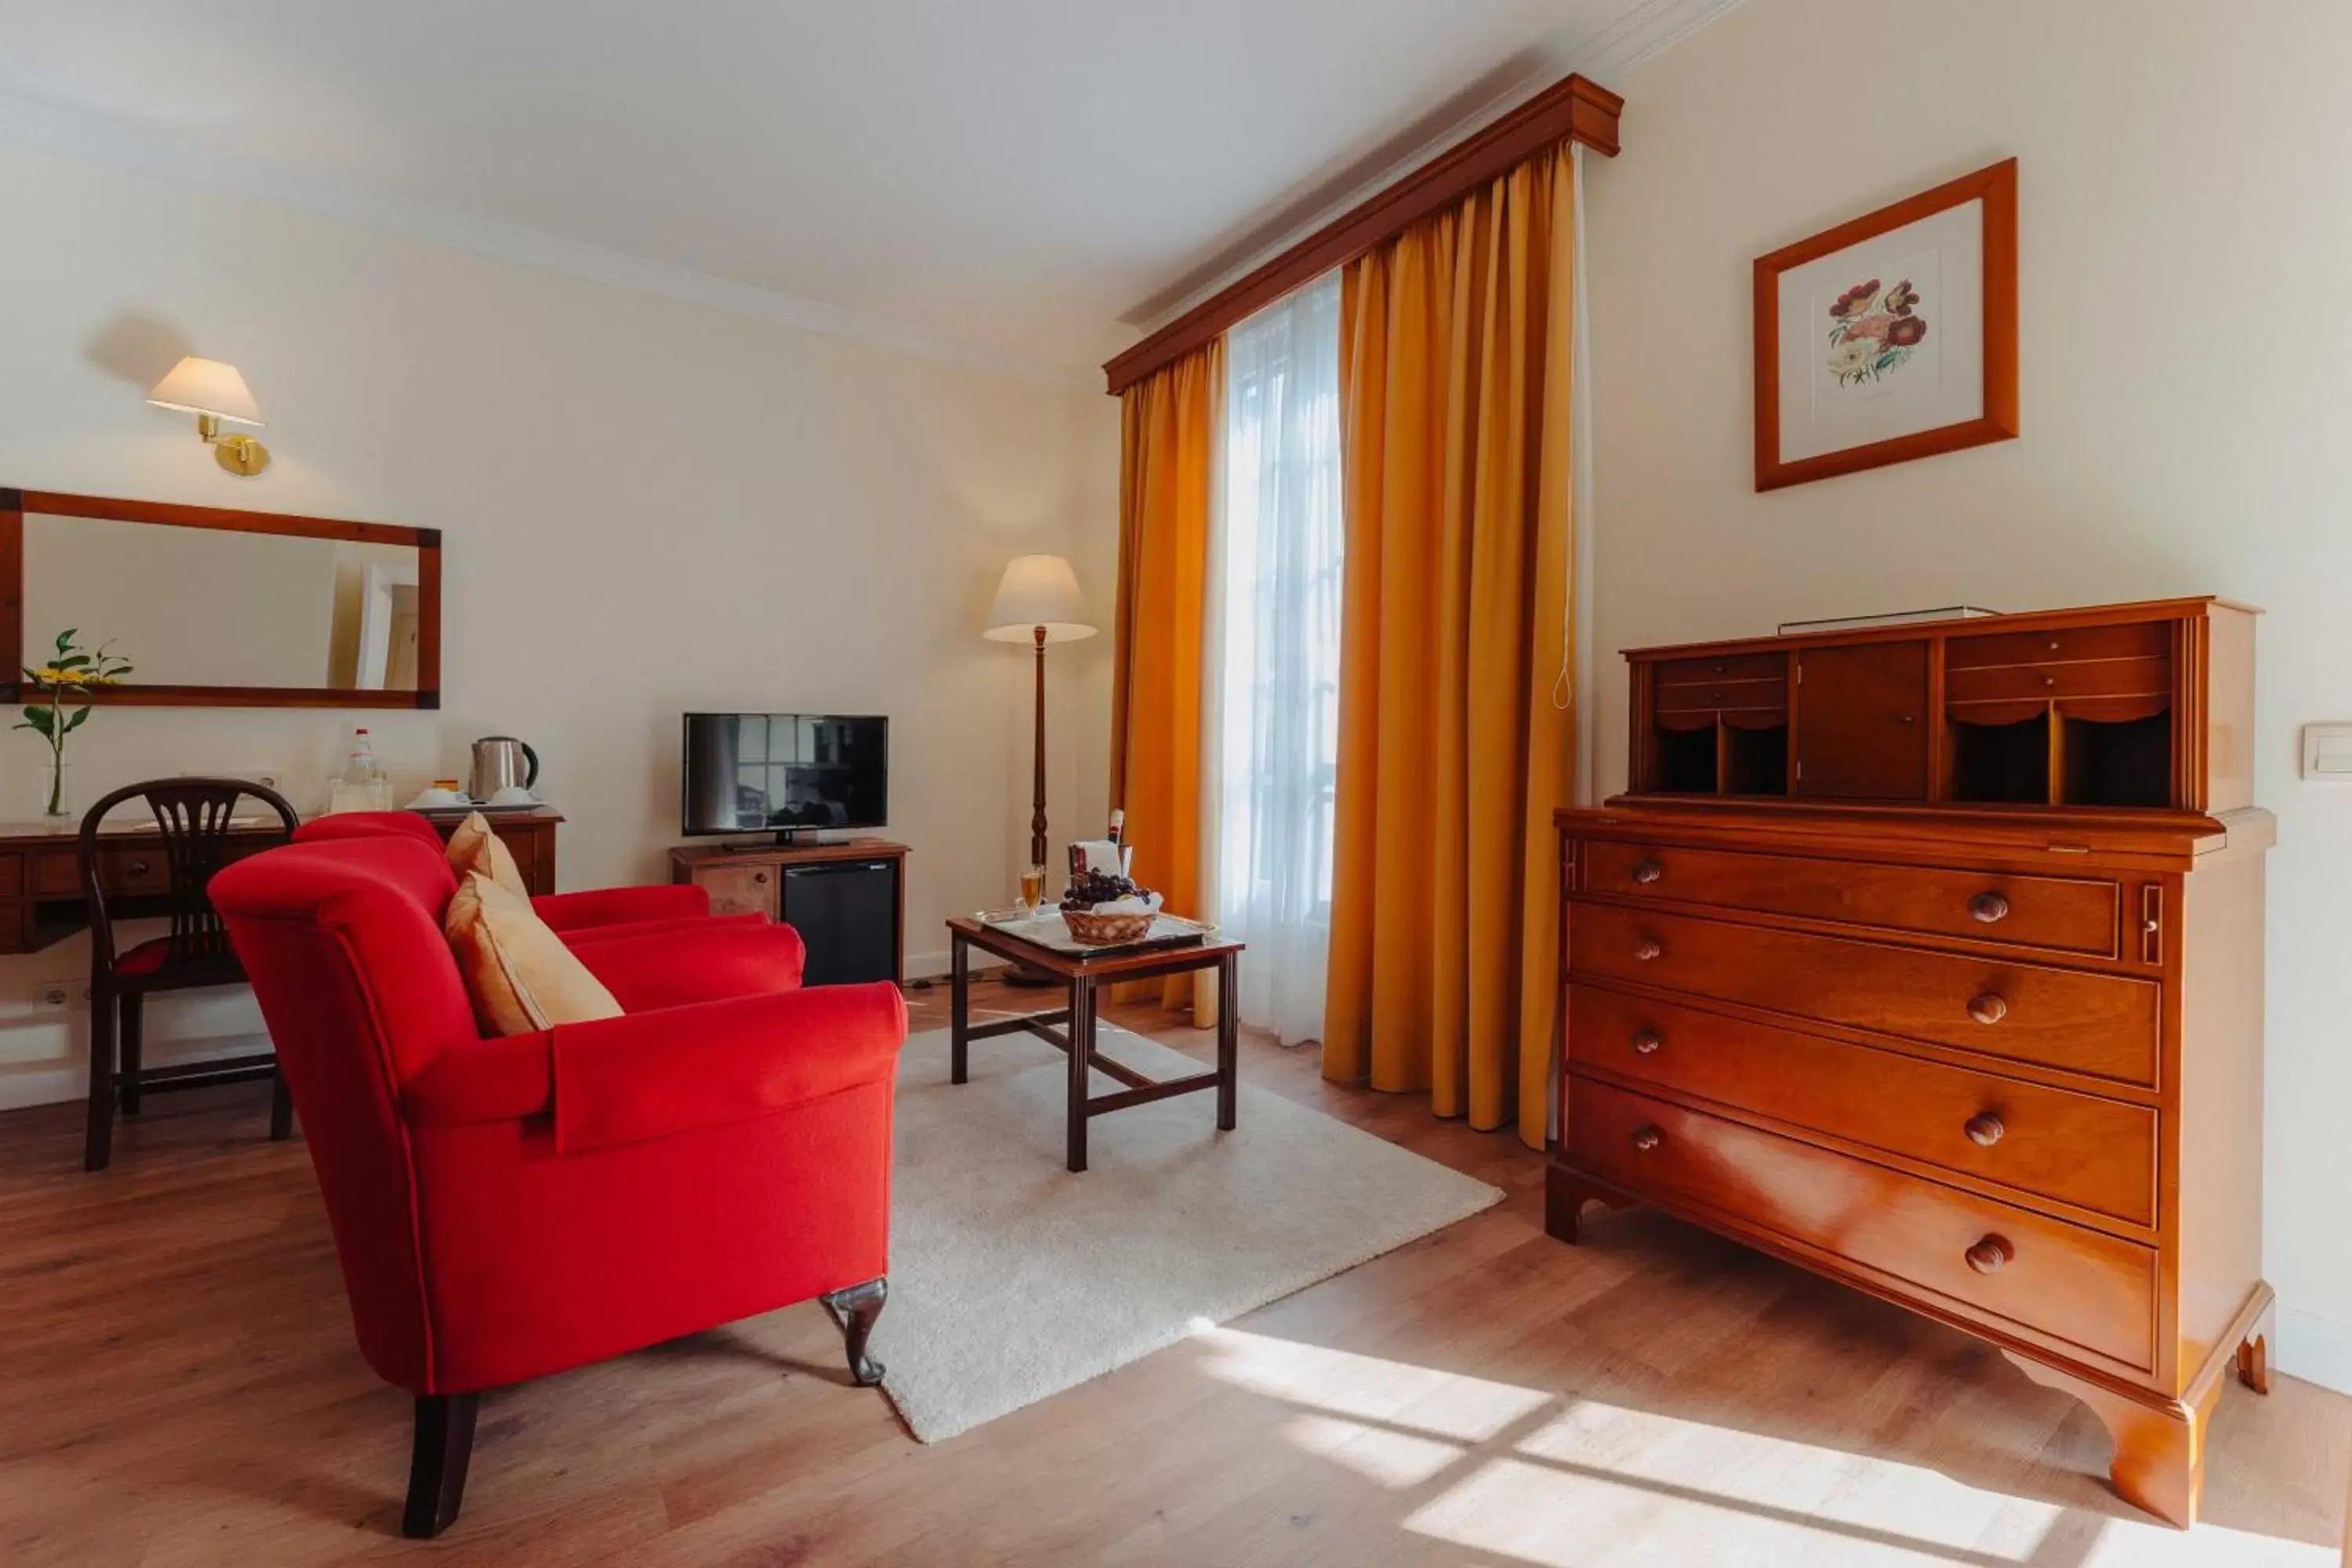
[53, 629, 74, 654]
[55, 655, 89, 670]
[64, 705, 92, 733]
[20, 706, 53, 736]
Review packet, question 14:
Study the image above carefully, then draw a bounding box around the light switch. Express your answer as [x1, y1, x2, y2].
[2302, 724, 2352, 780]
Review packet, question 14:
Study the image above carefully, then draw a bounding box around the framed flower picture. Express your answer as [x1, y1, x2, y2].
[1754, 158, 2018, 491]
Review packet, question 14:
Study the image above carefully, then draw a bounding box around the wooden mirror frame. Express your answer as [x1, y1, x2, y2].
[0, 488, 441, 709]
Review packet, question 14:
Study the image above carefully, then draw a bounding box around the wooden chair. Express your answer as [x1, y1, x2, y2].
[82, 778, 301, 1171]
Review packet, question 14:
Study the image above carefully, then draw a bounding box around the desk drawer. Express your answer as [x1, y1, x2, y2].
[1947, 656, 2171, 707]
[1946, 621, 2170, 670]
[1657, 653, 1787, 687]
[1568, 1077, 2157, 1369]
[1568, 902, 2159, 1085]
[1567, 985, 2156, 1225]
[31, 847, 173, 898]
[1581, 840, 2120, 955]
[1656, 677, 1785, 714]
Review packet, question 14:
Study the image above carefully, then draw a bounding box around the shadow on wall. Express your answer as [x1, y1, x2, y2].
[80, 311, 197, 391]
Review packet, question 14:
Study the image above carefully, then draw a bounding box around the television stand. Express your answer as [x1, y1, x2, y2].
[670, 837, 907, 988]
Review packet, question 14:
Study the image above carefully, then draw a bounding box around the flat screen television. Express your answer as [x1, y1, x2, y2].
[681, 713, 889, 840]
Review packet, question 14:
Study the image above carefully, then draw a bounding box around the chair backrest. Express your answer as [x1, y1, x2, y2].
[78, 777, 300, 973]
[292, 811, 449, 851]
[210, 833, 484, 1392]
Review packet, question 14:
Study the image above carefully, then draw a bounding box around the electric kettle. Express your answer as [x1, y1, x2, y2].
[467, 735, 539, 802]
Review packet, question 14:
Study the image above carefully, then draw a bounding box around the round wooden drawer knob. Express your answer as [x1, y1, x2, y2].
[128, 861, 151, 876]
[1631, 859, 1664, 885]
[1967, 992, 2009, 1025]
[1630, 1125, 1663, 1152]
[1634, 938, 1663, 962]
[753, 871, 770, 884]
[1969, 892, 2009, 924]
[1965, 1112, 2006, 1147]
[1632, 1030, 1663, 1056]
[1965, 1234, 2015, 1275]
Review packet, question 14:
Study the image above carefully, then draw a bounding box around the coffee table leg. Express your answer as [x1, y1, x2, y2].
[1066, 975, 1094, 1173]
[1215, 953, 1238, 1131]
[949, 930, 970, 1086]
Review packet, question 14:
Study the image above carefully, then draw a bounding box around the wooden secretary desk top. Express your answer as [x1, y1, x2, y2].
[0, 807, 563, 953]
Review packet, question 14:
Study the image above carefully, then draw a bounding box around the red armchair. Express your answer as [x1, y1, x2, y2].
[292, 811, 751, 946]
[210, 833, 906, 1538]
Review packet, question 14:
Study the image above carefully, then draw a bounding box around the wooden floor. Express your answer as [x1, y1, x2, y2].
[2, 976, 2344, 1566]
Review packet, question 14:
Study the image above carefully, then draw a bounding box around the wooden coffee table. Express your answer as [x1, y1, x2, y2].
[946, 916, 1247, 1172]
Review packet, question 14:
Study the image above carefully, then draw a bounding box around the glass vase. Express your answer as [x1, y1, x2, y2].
[36, 758, 69, 822]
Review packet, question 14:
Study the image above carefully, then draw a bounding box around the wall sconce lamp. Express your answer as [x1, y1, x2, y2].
[147, 356, 270, 476]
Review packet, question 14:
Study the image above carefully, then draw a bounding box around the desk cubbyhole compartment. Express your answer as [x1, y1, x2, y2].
[1948, 710, 2051, 804]
[1722, 720, 1789, 796]
[1651, 720, 1719, 793]
[2060, 710, 2174, 808]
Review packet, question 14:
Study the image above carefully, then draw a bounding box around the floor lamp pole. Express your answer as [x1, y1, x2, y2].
[1030, 624, 1049, 868]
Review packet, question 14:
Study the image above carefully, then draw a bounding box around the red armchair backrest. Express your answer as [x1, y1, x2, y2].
[212, 836, 481, 1386]
[292, 811, 455, 857]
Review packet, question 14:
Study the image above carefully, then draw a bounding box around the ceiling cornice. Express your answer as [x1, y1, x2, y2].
[1125, 0, 1748, 339]
[0, 89, 1096, 390]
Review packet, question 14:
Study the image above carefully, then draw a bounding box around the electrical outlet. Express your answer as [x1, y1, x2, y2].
[202, 769, 285, 793]
[38, 978, 80, 1007]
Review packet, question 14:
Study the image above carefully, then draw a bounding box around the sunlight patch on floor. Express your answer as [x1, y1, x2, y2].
[1198, 1330, 2332, 1566]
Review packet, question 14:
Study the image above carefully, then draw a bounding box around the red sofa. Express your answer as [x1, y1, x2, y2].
[211, 833, 906, 1538]
[292, 811, 737, 945]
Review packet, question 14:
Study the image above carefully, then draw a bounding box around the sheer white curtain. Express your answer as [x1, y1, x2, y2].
[1210, 272, 1344, 1045]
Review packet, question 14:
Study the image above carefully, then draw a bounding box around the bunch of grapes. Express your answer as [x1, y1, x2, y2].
[1062, 867, 1144, 911]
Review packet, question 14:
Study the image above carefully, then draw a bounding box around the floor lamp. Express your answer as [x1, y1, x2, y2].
[985, 553, 1096, 898]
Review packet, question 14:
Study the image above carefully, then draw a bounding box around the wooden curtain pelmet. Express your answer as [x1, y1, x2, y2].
[1102, 72, 1621, 396]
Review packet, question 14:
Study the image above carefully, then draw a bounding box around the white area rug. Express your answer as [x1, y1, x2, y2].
[873, 1021, 1502, 1443]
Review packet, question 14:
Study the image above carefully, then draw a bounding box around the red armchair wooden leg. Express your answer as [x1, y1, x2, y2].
[822, 1276, 888, 1388]
[269, 1070, 294, 1142]
[402, 1392, 479, 1539]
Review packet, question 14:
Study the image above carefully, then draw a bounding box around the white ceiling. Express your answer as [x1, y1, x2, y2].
[0, 0, 1737, 381]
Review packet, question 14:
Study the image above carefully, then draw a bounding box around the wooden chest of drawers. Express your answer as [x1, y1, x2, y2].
[1556, 599, 2271, 1530]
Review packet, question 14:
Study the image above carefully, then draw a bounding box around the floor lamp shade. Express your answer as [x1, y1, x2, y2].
[986, 555, 1097, 644]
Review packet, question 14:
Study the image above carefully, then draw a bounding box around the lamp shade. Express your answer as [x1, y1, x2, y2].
[984, 554, 1095, 643]
[147, 357, 265, 426]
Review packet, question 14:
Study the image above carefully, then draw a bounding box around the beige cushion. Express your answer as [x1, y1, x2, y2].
[446, 811, 530, 901]
[445, 871, 622, 1036]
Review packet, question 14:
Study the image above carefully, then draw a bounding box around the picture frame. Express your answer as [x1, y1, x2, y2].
[1754, 158, 2018, 492]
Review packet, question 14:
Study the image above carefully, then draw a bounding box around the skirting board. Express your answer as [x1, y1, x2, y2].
[2277, 1305, 2352, 1396]
[0, 1033, 275, 1114]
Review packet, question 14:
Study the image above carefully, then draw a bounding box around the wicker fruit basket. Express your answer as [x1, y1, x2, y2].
[1061, 907, 1156, 946]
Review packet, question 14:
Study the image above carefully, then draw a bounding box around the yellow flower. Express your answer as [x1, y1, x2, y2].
[31, 666, 66, 684]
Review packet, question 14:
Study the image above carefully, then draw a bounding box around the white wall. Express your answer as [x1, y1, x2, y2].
[1584, 0, 2352, 1385]
[0, 142, 1118, 1109]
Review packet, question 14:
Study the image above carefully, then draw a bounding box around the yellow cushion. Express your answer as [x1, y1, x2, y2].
[446, 811, 529, 901]
[445, 871, 622, 1036]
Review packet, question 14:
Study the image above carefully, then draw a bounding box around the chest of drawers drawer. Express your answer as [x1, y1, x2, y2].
[1567, 902, 2160, 1085]
[1569, 1077, 2157, 1370]
[1566, 985, 2157, 1225]
[1581, 840, 2121, 955]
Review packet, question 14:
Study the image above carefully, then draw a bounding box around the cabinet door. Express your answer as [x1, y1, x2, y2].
[699, 864, 780, 920]
[1794, 641, 1929, 800]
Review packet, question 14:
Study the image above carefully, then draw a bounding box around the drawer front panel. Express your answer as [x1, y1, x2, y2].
[1567, 902, 2159, 1084]
[1656, 677, 1784, 714]
[1656, 653, 1786, 686]
[1581, 840, 2119, 955]
[1568, 1078, 2156, 1368]
[1945, 621, 2171, 670]
[1567, 985, 2157, 1224]
[1946, 656, 2171, 706]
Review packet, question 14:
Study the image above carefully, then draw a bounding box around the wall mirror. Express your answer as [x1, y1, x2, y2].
[0, 489, 440, 709]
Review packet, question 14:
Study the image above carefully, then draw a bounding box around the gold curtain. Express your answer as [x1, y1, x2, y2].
[1321, 145, 1577, 1148]
[1109, 343, 1223, 1011]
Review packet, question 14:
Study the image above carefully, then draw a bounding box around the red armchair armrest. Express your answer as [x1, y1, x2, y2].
[533, 882, 710, 931]
[561, 911, 768, 948]
[552, 982, 906, 1151]
[570, 922, 808, 1009]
